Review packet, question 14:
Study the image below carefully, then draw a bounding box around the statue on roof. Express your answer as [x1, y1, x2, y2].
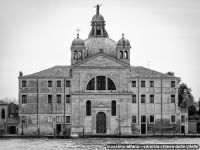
[94, 4, 101, 15]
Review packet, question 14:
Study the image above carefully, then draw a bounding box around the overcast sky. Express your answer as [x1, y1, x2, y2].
[0, 0, 200, 101]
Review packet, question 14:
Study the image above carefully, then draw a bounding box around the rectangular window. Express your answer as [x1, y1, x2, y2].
[57, 95, 61, 103]
[47, 116, 52, 123]
[96, 76, 106, 90]
[181, 115, 185, 123]
[48, 80, 52, 87]
[66, 116, 70, 123]
[149, 115, 155, 123]
[48, 95, 52, 104]
[141, 81, 145, 87]
[150, 95, 154, 103]
[22, 95, 27, 104]
[141, 95, 146, 103]
[171, 81, 175, 87]
[56, 116, 62, 123]
[150, 81, 154, 87]
[132, 95, 136, 103]
[141, 115, 146, 123]
[66, 80, 71, 87]
[132, 115, 137, 123]
[171, 115, 176, 123]
[171, 95, 175, 103]
[22, 80, 27, 87]
[132, 81, 136, 87]
[66, 95, 70, 103]
[57, 80, 61, 87]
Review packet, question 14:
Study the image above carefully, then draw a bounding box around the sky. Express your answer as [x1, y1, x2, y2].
[0, 0, 200, 101]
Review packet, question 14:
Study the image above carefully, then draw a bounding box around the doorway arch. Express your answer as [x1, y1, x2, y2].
[96, 112, 106, 133]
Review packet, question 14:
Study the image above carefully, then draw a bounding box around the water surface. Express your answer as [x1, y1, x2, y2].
[0, 137, 199, 150]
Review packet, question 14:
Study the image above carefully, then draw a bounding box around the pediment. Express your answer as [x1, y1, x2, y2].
[75, 53, 129, 67]
[93, 102, 109, 108]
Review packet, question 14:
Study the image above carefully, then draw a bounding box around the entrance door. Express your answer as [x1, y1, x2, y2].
[96, 112, 106, 133]
[9, 126, 16, 134]
[181, 126, 185, 134]
[56, 124, 62, 135]
[141, 124, 146, 134]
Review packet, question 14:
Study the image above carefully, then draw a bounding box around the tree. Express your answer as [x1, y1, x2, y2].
[188, 105, 197, 116]
[178, 83, 194, 108]
[166, 71, 175, 76]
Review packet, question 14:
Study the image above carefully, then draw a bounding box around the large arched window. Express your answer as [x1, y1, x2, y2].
[111, 101, 116, 116]
[86, 100, 91, 116]
[96, 76, 106, 90]
[86, 76, 116, 91]
[108, 78, 116, 90]
[86, 78, 95, 90]
[1, 109, 5, 119]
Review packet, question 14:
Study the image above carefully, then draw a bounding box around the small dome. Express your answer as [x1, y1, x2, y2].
[92, 14, 104, 22]
[84, 37, 117, 57]
[71, 34, 85, 47]
[117, 34, 130, 47]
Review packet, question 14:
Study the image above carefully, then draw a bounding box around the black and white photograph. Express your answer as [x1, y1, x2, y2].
[0, 0, 200, 149]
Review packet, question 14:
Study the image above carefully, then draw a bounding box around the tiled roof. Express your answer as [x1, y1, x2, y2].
[19, 65, 177, 79]
[20, 66, 71, 78]
[131, 66, 177, 78]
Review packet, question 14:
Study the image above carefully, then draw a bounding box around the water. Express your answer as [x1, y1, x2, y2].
[0, 138, 199, 150]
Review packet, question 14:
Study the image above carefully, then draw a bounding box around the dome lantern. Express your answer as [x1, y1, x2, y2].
[88, 4, 108, 38]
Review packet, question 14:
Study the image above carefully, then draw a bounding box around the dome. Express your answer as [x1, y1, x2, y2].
[92, 14, 104, 22]
[117, 34, 131, 47]
[71, 34, 85, 47]
[84, 37, 117, 57]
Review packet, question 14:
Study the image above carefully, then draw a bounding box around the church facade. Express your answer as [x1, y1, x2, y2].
[18, 5, 188, 136]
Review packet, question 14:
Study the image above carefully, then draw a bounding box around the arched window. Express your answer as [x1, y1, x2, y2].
[96, 26, 101, 36]
[74, 51, 78, 60]
[1, 109, 5, 119]
[78, 50, 82, 60]
[120, 51, 123, 59]
[111, 101, 116, 116]
[107, 78, 116, 90]
[86, 76, 116, 91]
[124, 51, 128, 59]
[86, 77, 95, 90]
[86, 100, 91, 116]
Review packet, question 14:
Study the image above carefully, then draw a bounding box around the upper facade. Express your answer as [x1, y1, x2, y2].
[71, 4, 131, 65]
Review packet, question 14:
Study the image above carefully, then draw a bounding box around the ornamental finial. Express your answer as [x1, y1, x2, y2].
[76, 28, 81, 38]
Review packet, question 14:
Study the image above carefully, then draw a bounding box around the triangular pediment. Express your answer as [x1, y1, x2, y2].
[74, 53, 129, 67]
[93, 102, 109, 108]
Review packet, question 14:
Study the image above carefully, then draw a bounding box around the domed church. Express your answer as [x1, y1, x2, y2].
[18, 5, 188, 136]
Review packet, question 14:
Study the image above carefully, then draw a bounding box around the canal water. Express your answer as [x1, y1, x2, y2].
[0, 137, 199, 150]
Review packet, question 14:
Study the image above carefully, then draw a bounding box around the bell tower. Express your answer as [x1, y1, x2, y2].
[116, 34, 131, 65]
[70, 34, 85, 65]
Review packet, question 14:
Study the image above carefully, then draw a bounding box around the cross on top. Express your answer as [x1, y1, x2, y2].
[76, 28, 81, 34]
[76, 28, 81, 38]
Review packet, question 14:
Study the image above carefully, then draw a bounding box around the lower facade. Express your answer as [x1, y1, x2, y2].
[18, 112, 188, 136]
